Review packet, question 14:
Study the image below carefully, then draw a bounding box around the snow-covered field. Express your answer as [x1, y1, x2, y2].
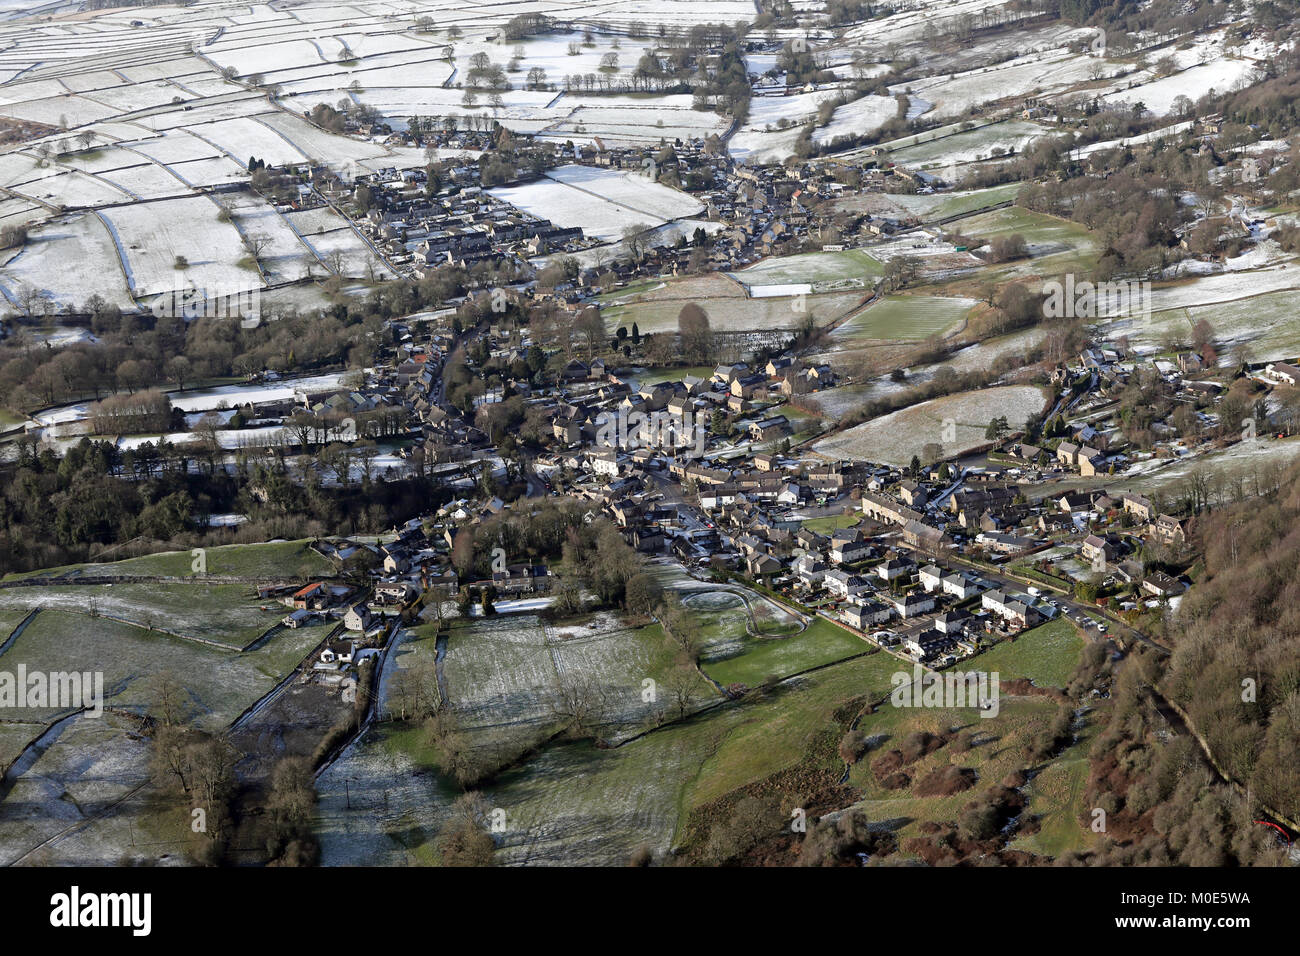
[7, 168, 133, 207]
[490, 163, 702, 242]
[316, 694, 728, 866]
[883, 119, 1051, 170]
[805, 378, 913, 418]
[869, 229, 981, 265]
[0, 212, 136, 311]
[894, 49, 1124, 120]
[1077, 120, 1196, 157]
[941, 326, 1048, 374]
[0, 716, 155, 866]
[1099, 284, 1300, 367]
[813, 94, 899, 146]
[1115, 436, 1300, 493]
[197, 116, 310, 167]
[1102, 58, 1261, 117]
[442, 612, 713, 748]
[842, 0, 1040, 51]
[99, 195, 259, 297]
[1111, 263, 1300, 318]
[315, 720, 458, 866]
[602, 282, 863, 334]
[815, 384, 1050, 465]
[214, 189, 319, 282]
[728, 122, 807, 166]
[730, 88, 842, 163]
[316, 572, 761, 866]
[811, 325, 1048, 414]
[0, 0, 1277, 321]
[285, 209, 391, 280]
[559, 216, 724, 268]
[32, 370, 351, 428]
[534, 94, 730, 147]
[0, 3, 489, 312]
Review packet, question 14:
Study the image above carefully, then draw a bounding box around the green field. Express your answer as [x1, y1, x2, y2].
[318, 632, 1104, 865]
[885, 121, 1047, 171]
[635, 365, 717, 385]
[0, 607, 330, 727]
[889, 182, 1023, 221]
[686, 589, 779, 668]
[732, 248, 884, 288]
[596, 277, 666, 305]
[316, 640, 902, 865]
[972, 617, 1086, 689]
[700, 615, 871, 688]
[0, 568, 342, 866]
[960, 204, 1094, 247]
[0, 606, 33, 641]
[800, 512, 863, 535]
[2, 539, 335, 581]
[485, 717, 732, 865]
[834, 294, 974, 344]
[318, 609, 725, 866]
[0, 581, 292, 648]
[603, 288, 865, 335]
[955, 205, 1098, 278]
[440, 612, 715, 749]
[688, 652, 902, 808]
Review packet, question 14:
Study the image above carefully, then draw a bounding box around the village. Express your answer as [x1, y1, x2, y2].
[10, 103, 1298, 711]
[3, 0, 1300, 877]
[245, 312, 1300, 709]
[22, 208, 1293, 708]
[249, 128, 933, 288]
